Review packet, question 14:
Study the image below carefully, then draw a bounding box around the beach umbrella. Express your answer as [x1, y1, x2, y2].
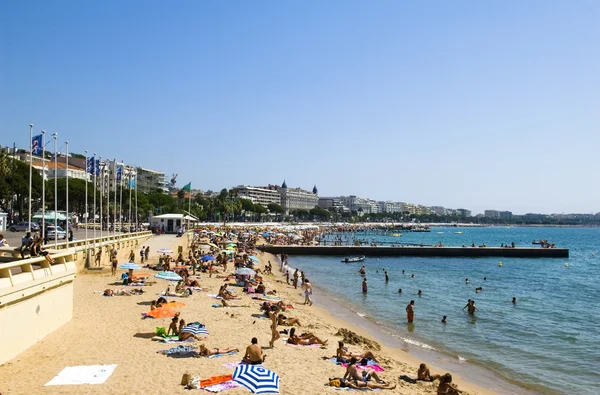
[181, 322, 209, 336]
[119, 262, 141, 270]
[200, 255, 216, 261]
[146, 307, 179, 319]
[220, 250, 236, 255]
[248, 255, 260, 263]
[233, 364, 280, 394]
[157, 248, 174, 254]
[155, 272, 183, 281]
[235, 268, 256, 276]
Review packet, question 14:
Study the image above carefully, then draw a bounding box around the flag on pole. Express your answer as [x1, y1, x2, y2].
[182, 182, 191, 192]
[87, 158, 95, 174]
[32, 134, 42, 156]
[95, 159, 101, 176]
[116, 166, 123, 181]
[129, 178, 136, 189]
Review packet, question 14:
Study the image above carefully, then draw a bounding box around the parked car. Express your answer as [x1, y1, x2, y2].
[46, 226, 67, 240]
[9, 222, 40, 232]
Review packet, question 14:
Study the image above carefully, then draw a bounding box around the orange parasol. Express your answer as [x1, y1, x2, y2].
[145, 307, 179, 318]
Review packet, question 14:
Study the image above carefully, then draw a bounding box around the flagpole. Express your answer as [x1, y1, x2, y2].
[128, 170, 132, 231]
[188, 182, 191, 231]
[112, 159, 117, 243]
[28, 124, 33, 232]
[99, 156, 103, 247]
[119, 160, 123, 235]
[85, 150, 88, 260]
[53, 132, 58, 247]
[135, 174, 138, 231]
[65, 141, 69, 249]
[93, 153, 97, 251]
[41, 130, 46, 241]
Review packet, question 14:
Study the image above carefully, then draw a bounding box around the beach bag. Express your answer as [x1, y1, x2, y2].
[188, 377, 201, 389]
[181, 372, 192, 386]
[328, 379, 341, 387]
[156, 327, 167, 337]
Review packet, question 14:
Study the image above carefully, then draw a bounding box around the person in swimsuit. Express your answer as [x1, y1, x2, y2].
[302, 279, 313, 306]
[343, 357, 385, 385]
[242, 337, 265, 365]
[269, 311, 280, 348]
[196, 344, 239, 357]
[418, 363, 441, 382]
[362, 278, 368, 294]
[336, 341, 378, 362]
[177, 319, 205, 341]
[437, 373, 462, 394]
[406, 300, 415, 323]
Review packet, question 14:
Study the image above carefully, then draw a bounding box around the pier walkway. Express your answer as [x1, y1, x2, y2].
[261, 245, 569, 258]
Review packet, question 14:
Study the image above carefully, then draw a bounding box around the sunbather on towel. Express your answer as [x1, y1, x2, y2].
[337, 341, 378, 362]
[221, 299, 249, 308]
[196, 344, 239, 357]
[287, 328, 327, 346]
[277, 313, 302, 327]
[343, 357, 385, 385]
[168, 315, 180, 336]
[218, 284, 235, 300]
[418, 363, 441, 382]
[328, 377, 396, 390]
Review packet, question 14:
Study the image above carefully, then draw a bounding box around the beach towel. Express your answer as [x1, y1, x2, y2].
[45, 364, 117, 386]
[212, 304, 248, 308]
[328, 358, 385, 372]
[201, 374, 233, 388]
[158, 337, 194, 343]
[203, 380, 240, 392]
[222, 362, 243, 369]
[208, 351, 238, 359]
[157, 345, 197, 355]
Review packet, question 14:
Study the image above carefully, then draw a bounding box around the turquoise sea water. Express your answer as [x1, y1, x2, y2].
[288, 227, 600, 395]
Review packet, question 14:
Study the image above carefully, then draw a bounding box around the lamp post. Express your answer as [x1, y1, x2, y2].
[65, 140, 69, 249]
[53, 132, 58, 247]
[85, 149, 88, 260]
[41, 130, 46, 241]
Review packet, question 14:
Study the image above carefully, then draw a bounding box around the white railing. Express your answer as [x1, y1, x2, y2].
[0, 250, 76, 301]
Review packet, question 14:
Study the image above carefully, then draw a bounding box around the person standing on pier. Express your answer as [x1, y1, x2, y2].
[406, 300, 415, 323]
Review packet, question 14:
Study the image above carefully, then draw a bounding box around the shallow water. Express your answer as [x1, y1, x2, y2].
[289, 227, 600, 395]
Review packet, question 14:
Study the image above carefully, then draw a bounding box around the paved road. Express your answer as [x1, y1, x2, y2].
[2, 228, 125, 248]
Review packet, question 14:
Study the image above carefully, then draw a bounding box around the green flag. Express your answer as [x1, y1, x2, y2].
[182, 182, 191, 192]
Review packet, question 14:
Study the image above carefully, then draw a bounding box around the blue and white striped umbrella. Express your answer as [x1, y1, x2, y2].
[154, 271, 183, 281]
[233, 364, 280, 394]
[119, 262, 141, 270]
[180, 322, 208, 336]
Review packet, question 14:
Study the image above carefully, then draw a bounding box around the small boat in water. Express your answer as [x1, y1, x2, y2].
[392, 233, 403, 237]
[455, 231, 464, 234]
[342, 256, 366, 263]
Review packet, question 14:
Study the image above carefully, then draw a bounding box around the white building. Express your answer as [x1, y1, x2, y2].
[235, 185, 281, 207]
[137, 167, 168, 193]
[318, 197, 350, 212]
[279, 181, 318, 214]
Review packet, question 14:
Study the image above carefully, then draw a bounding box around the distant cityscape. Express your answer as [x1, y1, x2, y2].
[3, 144, 600, 224]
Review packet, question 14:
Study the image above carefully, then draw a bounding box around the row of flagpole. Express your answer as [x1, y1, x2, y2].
[27, 125, 138, 259]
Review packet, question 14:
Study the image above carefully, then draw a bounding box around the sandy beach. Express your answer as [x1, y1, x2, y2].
[0, 233, 496, 395]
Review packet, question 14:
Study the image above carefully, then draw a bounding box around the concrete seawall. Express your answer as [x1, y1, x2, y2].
[260, 245, 569, 258]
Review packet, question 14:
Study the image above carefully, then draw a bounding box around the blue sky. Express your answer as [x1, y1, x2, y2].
[1, 1, 599, 214]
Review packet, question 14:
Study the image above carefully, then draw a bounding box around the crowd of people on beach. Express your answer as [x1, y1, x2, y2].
[97, 225, 473, 394]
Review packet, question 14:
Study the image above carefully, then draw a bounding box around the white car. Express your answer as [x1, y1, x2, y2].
[46, 226, 67, 240]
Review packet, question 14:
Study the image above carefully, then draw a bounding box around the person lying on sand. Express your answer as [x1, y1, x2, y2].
[277, 313, 302, 327]
[103, 288, 144, 296]
[437, 373, 462, 395]
[196, 344, 239, 357]
[328, 378, 396, 390]
[336, 341, 378, 362]
[418, 363, 441, 382]
[242, 337, 266, 365]
[343, 357, 385, 385]
[221, 299, 249, 308]
[287, 328, 327, 346]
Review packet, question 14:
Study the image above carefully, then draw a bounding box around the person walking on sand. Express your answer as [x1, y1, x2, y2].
[95, 247, 102, 266]
[140, 246, 145, 264]
[268, 311, 280, 347]
[302, 278, 313, 306]
[129, 249, 135, 262]
[145, 246, 150, 261]
[362, 278, 368, 294]
[406, 300, 415, 323]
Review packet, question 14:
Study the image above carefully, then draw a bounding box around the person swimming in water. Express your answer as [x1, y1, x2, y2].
[359, 266, 366, 275]
[441, 316, 447, 323]
[512, 297, 517, 304]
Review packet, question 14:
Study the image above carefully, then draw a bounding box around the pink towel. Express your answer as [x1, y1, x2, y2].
[203, 381, 240, 392]
[341, 363, 385, 372]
